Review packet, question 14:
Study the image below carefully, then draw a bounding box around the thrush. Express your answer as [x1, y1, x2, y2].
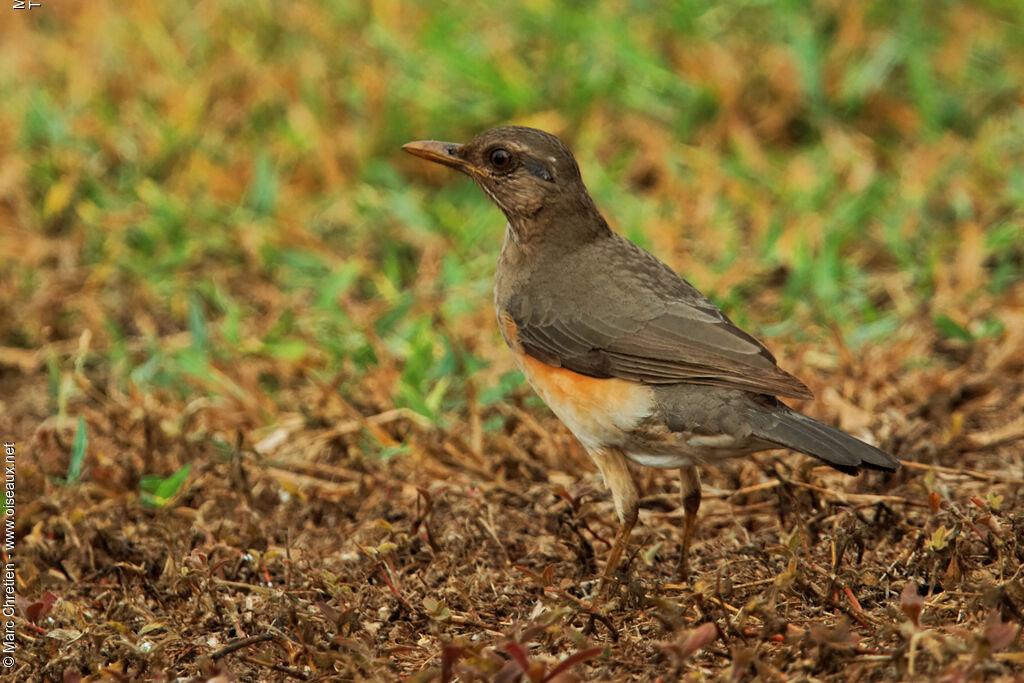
[403, 126, 899, 583]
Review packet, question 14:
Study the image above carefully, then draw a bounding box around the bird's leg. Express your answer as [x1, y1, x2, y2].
[602, 509, 637, 590]
[676, 465, 702, 580]
[588, 447, 639, 592]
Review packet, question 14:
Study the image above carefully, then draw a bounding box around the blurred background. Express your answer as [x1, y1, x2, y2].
[3, 1, 1023, 432]
[3, 1, 1023, 679]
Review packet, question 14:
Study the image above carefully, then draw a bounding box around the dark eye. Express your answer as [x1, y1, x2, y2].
[489, 148, 512, 169]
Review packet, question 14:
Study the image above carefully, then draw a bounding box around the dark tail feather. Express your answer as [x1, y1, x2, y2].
[746, 404, 900, 474]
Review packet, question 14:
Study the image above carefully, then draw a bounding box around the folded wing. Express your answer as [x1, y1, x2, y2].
[511, 235, 813, 399]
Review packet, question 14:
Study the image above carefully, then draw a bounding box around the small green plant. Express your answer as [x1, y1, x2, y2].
[65, 415, 88, 485]
[926, 525, 950, 552]
[140, 464, 191, 507]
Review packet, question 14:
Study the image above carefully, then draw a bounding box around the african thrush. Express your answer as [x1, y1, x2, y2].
[403, 126, 899, 583]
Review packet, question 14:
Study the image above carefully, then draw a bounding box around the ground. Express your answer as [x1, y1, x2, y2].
[8, 290, 1024, 680]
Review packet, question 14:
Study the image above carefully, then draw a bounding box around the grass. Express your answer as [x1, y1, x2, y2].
[3, 1, 1024, 680]
[7, 4, 1024, 405]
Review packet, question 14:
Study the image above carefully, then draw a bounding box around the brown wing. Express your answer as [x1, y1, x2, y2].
[509, 235, 813, 399]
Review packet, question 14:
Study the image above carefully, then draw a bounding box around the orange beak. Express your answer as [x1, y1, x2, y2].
[402, 140, 479, 175]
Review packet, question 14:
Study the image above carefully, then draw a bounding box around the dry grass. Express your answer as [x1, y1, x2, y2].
[13, 298, 1024, 681]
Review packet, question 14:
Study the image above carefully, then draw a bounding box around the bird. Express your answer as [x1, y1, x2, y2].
[403, 126, 899, 584]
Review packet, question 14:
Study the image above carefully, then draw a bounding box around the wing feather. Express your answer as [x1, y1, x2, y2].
[509, 235, 813, 399]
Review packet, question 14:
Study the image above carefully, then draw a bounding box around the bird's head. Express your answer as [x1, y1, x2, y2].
[403, 126, 595, 230]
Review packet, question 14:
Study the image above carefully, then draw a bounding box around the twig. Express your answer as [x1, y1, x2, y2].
[446, 614, 507, 637]
[211, 632, 277, 659]
[268, 460, 365, 481]
[498, 403, 555, 442]
[731, 577, 776, 590]
[0, 332, 193, 371]
[898, 460, 1024, 485]
[212, 579, 275, 593]
[264, 466, 361, 499]
[786, 480, 924, 507]
[726, 481, 783, 499]
[241, 655, 311, 680]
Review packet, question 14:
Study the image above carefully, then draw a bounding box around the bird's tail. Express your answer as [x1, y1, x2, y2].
[746, 403, 900, 475]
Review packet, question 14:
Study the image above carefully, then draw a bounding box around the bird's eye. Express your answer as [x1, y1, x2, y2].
[488, 148, 512, 169]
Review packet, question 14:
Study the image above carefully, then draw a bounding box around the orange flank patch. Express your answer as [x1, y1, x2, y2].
[499, 310, 653, 450]
[517, 353, 644, 420]
[515, 355, 654, 453]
